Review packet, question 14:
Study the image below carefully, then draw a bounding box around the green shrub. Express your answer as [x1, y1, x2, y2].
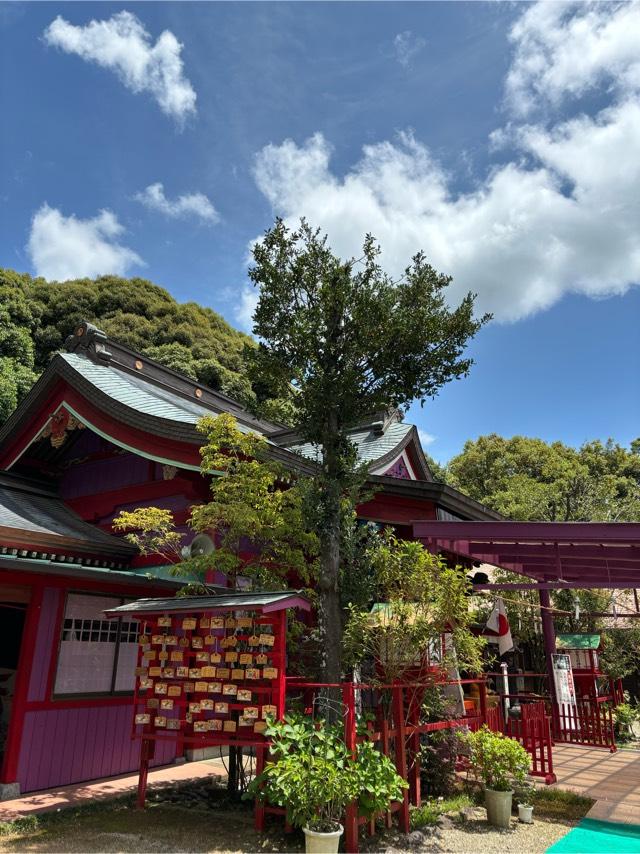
[245, 714, 407, 833]
[464, 726, 530, 792]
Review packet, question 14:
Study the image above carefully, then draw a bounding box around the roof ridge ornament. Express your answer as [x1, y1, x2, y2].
[65, 321, 112, 363]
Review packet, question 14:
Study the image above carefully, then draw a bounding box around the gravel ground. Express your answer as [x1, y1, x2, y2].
[361, 809, 572, 854]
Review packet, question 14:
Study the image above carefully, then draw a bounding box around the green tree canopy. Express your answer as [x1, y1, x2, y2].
[247, 219, 489, 682]
[0, 268, 289, 424]
[447, 433, 640, 521]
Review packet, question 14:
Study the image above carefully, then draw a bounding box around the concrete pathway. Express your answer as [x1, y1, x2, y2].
[551, 743, 640, 825]
[0, 758, 227, 822]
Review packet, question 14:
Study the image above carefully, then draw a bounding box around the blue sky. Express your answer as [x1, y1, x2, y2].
[1, 2, 639, 462]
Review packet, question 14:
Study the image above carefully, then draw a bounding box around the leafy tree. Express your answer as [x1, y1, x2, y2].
[447, 434, 640, 522]
[0, 280, 40, 423]
[0, 268, 290, 424]
[246, 219, 489, 682]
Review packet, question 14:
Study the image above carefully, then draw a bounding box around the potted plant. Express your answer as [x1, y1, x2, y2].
[247, 714, 406, 853]
[515, 781, 535, 824]
[464, 726, 530, 829]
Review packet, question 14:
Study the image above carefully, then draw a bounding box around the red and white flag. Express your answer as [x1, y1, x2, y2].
[485, 597, 514, 657]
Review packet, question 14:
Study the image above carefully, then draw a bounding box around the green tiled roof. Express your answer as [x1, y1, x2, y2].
[62, 353, 257, 434]
[556, 633, 601, 650]
[288, 421, 413, 466]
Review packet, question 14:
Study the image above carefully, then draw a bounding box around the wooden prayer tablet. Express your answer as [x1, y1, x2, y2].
[143, 650, 156, 660]
[195, 651, 209, 662]
[139, 678, 152, 690]
[204, 635, 215, 646]
[135, 667, 148, 677]
[146, 698, 159, 709]
[158, 616, 172, 627]
[176, 666, 189, 678]
[248, 635, 260, 647]
[210, 653, 222, 663]
[259, 634, 275, 648]
[256, 654, 268, 665]
[149, 666, 162, 677]
[223, 720, 237, 733]
[224, 617, 236, 629]
[237, 689, 252, 702]
[154, 682, 168, 695]
[151, 635, 165, 646]
[193, 721, 208, 733]
[222, 683, 238, 696]
[189, 702, 202, 714]
[170, 651, 183, 662]
[237, 617, 253, 629]
[166, 719, 181, 730]
[201, 666, 217, 678]
[228, 636, 238, 648]
[192, 637, 204, 650]
[239, 654, 253, 665]
[208, 682, 222, 693]
[246, 668, 260, 680]
[182, 617, 197, 630]
[231, 668, 245, 680]
[138, 635, 148, 645]
[135, 714, 151, 725]
[263, 667, 278, 680]
[188, 668, 202, 679]
[238, 717, 252, 728]
[183, 681, 195, 692]
[214, 702, 229, 714]
[167, 685, 182, 697]
[216, 668, 230, 680]
[162, 667, 175, 679]
[244, 706, 259, 720]
[199, 617, 210, 629]
[261, 705, 277, 718]
[179, 637, 189, 648]
[211, 617, 224, 630]
[254, 721, 268, 734]
[158, 651, 168, 662]
[165, 635, 178, 646]
[194, 681, 208, 693]
[225, 651, 238, 663]
[200, 698, 214, 710]
[210, 719, 223, 731]
[155, 716, 167, 728]
[160, 699, 174, 710]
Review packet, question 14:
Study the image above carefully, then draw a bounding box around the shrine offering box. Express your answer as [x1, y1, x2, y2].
[104, 590, 310, 750]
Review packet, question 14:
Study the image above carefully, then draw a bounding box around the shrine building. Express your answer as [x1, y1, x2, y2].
[0, 321, 498, 798]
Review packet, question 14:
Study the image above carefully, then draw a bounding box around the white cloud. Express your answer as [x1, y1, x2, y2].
[506, 1, 640, 116]
[393, 30, 426, 68]
[418, 429, 436, 448]
[235, 287, 258, 332]
[252, 2, 640, 323]
[28, 204, 143, 280]
[43, 11, 196, 124]
[135, 183, 219, 224]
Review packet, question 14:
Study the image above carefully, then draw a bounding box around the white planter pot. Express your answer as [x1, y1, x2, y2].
[303, 824, 343, 854]
[485, 788, 513, 829]
[518, 804, 534, 824]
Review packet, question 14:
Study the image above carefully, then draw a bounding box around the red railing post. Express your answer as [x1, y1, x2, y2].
[392, 685, 410, 834]
[343, 682, 359, 854]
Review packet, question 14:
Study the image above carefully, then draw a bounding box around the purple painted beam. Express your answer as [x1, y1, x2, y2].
[473, 581, 640, 591]
[413, 520, 640, 543]
[468, 543, 640, 561]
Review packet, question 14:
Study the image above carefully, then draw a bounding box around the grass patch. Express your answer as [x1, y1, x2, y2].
[410, 794, 472, 829]
[531, 787, 594, 821]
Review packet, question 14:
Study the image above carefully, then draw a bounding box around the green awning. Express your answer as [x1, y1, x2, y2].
[556, 633, 601, 650]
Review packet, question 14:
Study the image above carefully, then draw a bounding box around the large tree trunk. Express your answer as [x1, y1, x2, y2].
[318, 429, 343, 705]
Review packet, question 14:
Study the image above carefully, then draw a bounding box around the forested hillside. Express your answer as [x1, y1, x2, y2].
[0, 268, 288, 425]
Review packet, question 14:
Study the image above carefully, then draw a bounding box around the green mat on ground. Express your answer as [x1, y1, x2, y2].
[547, 818, 640, 853]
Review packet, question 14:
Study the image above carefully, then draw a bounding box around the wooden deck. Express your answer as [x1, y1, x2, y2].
[551, 744, 640, 824]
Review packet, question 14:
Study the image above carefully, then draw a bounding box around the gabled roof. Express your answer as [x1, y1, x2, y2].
[105, 589, 312, 616]
[0, 471, 136, 564]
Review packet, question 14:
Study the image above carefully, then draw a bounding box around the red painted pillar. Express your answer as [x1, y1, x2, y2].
[342, 682, 359, 854]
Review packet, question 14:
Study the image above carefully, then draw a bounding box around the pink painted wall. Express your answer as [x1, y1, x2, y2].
[17, 586, 177, 793]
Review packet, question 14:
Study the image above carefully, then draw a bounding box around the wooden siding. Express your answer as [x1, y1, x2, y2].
[17, 586, 176, 793]
[17, 704, 176, 792]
